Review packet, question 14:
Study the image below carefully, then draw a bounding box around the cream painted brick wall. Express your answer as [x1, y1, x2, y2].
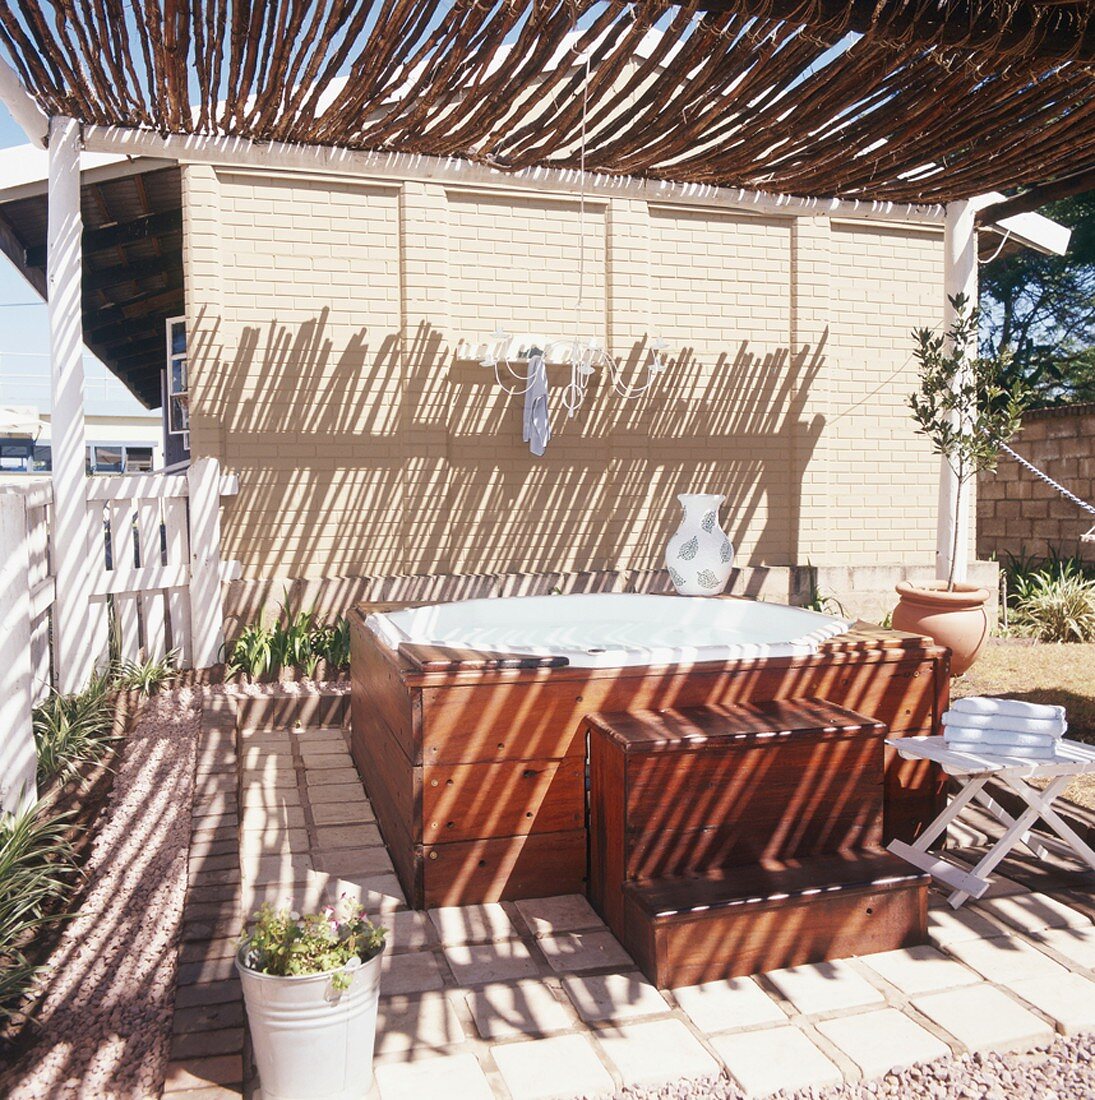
[182, 167, 947, 583]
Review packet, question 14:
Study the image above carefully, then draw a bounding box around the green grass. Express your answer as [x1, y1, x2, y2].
[32, 676, 119, 786]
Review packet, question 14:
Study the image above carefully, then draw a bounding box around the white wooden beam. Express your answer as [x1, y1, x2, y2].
[937, 198, 978, 585]
[0, 492, 38, 814]
[80, 124, 948, 226]
[0, 55, 48, 147]
[48, 116, 97, 693]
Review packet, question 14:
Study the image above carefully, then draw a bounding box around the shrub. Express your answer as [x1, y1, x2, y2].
[0, 808, 76, 1019]
[114, 650, 179, 696]
[1011, 565, 1095, 643]
[225, 603, 351, 680]
[33, 677, 118, 786]
[239, 899, 386, 989]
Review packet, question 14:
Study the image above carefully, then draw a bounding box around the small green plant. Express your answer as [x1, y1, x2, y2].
[0, 807, 77, 1019]
[115, 650, 179, 696]
[239, 898, 386, 989]
[226, 621, 276, 680]
[909, 294, 1029, 591]
[32, 678, 118, 786]
[270, 598, 317, 674]
[322, 617, 351, 671]
[1010, 564, 1095, 643]
[803, 563, 848, 618]
[226, 606, 351, 679]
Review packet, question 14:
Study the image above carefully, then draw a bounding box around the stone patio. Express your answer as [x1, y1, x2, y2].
[165, 693, 1095, 1099]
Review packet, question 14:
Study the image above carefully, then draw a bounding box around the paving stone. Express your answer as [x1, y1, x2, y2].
[313, 846, 394, 877]
[172, 1000, 246, 1035]
[928, 905, 1011, 948]
[859, 945, 981, 996]
[599, 1018, 720, 1089]
[710, 1025, 843, 1097]
[762, 959, 886, 1016]
[945, 933, 1071, 983]
[177, 955, 237, 986]
[375, 1052, 493, 1100]
[1011, 972, 1095, 1035]
[239, 768, 298, 790]
[816, 1007, 951, 1078]
[537, 929, 634, 973]
[445, 939, 540, 985]
[465, 978, 574, 1038]
[492, 1033, 615, 1100]
[174, 980, 243, 1010]
[161, 1086, 243, 1099]
[312, 802, 376, 826]
[239, 786, 302, 810]
[561, 971, 669, 1023]
[306, 781, 371, 804]
[299, 740, 352, 757]
[515, 894, 604, 936]
[170, 1027, 245, 1059]
[187, 867, 241, 889]
[913, 983, 1055, 1053]
[188, 853, 239, 874]
[296, 726, 347, 742]
[314, 823, 384, 849]
[326, 873, 407, 913]
[181, 920, 242, 944]
[178, 937, 239, 964]
[672, 977, 786, 1034]
[308, 766, 366, 786]
[240, 804, 307, 831]
[383, 909, 438, 955]
[1031, 926, 1095, 969]
[300, 751, 354, 771]
[375, 991, 466, 1055]
[429, 903, 518, 945]
[976, 891, 1093, 934]
[162, 1055, 244, 1093]
[380, 950, 446, 995]
[242, 851, 314, 884]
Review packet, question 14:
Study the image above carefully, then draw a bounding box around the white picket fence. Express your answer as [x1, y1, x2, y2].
[0, 457, 238, 813]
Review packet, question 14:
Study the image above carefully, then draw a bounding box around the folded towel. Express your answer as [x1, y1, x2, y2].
[951, 696, 1066, 723]
[945, 740, 1058, 761]
[522, 351, 551, 457]
[941, 709, 1066, 738]
[944, 726, 1059, 748]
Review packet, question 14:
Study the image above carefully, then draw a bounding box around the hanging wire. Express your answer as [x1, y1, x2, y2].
[1000, 442, 1095, 516]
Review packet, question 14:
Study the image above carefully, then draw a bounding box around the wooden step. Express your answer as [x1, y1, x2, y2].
[621, 850, 929, 989]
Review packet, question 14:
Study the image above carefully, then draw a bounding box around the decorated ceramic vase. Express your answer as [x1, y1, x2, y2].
[665, 493, 734, 596]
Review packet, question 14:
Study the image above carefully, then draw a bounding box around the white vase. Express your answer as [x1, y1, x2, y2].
[664, 493, 734, 596]
[238, 950, 382, 1100]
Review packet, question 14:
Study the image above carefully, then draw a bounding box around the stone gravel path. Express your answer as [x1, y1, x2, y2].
[618, 1034, 1095, 1099]
[2, 688, 201, 1100]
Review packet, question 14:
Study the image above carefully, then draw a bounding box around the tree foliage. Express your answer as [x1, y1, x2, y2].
[980, 191, 1095, 406]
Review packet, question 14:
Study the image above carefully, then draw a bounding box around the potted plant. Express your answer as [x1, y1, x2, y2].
[893, 293, 1028, 674]
[237, 898, 387, 1100]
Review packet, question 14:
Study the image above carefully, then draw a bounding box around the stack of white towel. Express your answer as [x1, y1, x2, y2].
[942, 696, 1067, 760]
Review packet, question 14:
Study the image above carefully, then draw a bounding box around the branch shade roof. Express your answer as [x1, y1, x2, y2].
[0, 1, 1092, 203]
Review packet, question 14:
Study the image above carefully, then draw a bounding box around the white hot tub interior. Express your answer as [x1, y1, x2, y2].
[366, 593, 853, 668]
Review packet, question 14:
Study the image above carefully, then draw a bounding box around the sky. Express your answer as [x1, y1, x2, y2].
[0, 102, 148, 418]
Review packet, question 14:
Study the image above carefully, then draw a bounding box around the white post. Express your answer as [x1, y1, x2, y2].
[48, 116, 94, 693]
[0, 492, 38, 814]
[937, 199, 978, 585]
[188, 457, 226, 668]
[0, 56, 49, 146]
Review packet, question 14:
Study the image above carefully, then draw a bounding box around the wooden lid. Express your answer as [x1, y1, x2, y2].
[586, 697, 886, 751]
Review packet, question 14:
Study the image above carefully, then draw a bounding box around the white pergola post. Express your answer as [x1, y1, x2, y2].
[937, 199, 978, 585]
[48, 116, 95, 693]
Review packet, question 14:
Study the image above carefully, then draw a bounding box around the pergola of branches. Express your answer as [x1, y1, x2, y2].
[0, 1, 1092, 204]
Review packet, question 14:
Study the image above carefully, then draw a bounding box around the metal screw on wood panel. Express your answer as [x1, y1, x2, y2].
[429, 851, 438, 860]
[430, 779, 439, 786]
[431, 822, 438, 829]
[446, 779, 454, 786]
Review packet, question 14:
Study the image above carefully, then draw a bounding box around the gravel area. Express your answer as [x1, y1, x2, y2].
[2, 688, 200, 1100]
[208, 676, 349, 696]
[615, 1035, 1095, 1100]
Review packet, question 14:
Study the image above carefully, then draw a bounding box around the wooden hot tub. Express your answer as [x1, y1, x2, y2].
[349, 594, 949, 910]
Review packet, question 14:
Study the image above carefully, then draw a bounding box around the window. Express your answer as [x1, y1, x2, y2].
[126, 447, 154, 472]
[0, 439, 35, 472]
[166, 316, 189, 448]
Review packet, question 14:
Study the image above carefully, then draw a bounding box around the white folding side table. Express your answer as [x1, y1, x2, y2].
[886, 735, 1095, 908]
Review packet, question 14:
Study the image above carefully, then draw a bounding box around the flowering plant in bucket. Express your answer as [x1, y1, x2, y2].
[236, 897, 387, 1100]
[240, 898, 386, 987]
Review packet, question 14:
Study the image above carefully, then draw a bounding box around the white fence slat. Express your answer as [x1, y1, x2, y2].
[90, 561, 190, 598]
[0, 494, 38, 813]
[136, 496, 167, 660]
[85, 500, 111, 673]
[188, 458, 226, 668]
[108, 499, 141, 663]
[86, 473, 190, 502]
[163, 495, 192, 668]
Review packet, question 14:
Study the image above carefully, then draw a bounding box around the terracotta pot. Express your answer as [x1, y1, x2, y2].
[891, 581, 991, 676]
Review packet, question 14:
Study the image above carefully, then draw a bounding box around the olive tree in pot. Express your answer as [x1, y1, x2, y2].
[893, 294, 1028, 675]
[237, 899, 386, 1100]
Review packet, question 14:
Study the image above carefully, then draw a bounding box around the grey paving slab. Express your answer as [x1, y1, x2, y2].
[928, 905, 1012, 949]
[912, 984, 1055, 1053]
[762, 960, 886, 1016]
[380, 950, 446, 996]
[945, 934, 1071, 983]
[976, 891, 1093, 934]
[445, 939, 540, 986]
[374, 991, 466, 1056]
[816, 1007, 951, 1078]
[672, 977, 786, 1034]
[491, 1033, 615, 1100]
[598, 1018, 720, 1089]
[1010, 973, 1095, 1036]
[537, 929, 635, 973]
[1031, 926, 1095, 969]
[514, 894, 604, 937]
[374, 1052, 493, 1100]
[710, 1025, 842, 1097]
[428, 903, 518, 946]
[561, 971, 669, 1023]
[465, 979, 575, 1039]
[858, 945, 981, 996]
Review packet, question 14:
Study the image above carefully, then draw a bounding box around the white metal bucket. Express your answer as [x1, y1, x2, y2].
[237, 950, 382, 1100]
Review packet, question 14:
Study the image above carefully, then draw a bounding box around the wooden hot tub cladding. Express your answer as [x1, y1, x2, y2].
[349, 607, 950, 910]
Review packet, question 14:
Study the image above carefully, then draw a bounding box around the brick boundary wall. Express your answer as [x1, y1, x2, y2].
[977, 403, 1095, 565]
